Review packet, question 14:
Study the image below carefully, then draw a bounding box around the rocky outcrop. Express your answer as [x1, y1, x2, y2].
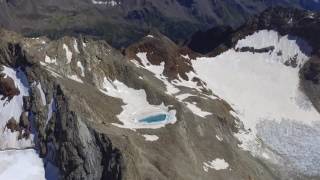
[236, 46, 275, 54]
[0, 70, 20, 101]
[187, 26, 235, 54]
[125, 32, 197, 81]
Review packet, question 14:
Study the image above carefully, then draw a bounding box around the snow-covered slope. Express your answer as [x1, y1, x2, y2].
[0, 67, 45, 179]
[191, 30, 320, 176]
[0, 149, 45, 180]
[0, 67, 33, 149]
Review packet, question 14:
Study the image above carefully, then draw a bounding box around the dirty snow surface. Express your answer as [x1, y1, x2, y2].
[0, 67, 46, 179]
[100, 78, 176, 129]
[192, 30, 320, 176]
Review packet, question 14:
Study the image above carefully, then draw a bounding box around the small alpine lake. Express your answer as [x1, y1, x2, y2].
[138, 113, 168, 124]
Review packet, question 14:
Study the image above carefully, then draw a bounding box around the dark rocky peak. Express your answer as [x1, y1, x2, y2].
[187, 26, 235, 54]
[245, 7, 320, 53]
[188, 7, 320, 56]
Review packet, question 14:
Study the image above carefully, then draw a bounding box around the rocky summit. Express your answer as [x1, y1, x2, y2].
[0, 2, 320, 180]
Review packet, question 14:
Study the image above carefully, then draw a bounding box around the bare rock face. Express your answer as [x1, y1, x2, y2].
[23, 96, 31, 111]
[0, 35, 124, 179]
[19, 111, 29, 129]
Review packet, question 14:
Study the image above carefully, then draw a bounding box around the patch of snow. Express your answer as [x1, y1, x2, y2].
[175, 93, 193, 100]
[0, 149, 45, 180]
[92, 0, 120, 6]
[138, 76, 143, 80]
[46, 99, 56, 124]
[216, 135, 223, 142]
[73, 39, 80, 53]
[181, 54, 190, 60]
[176, 93, 212, 118]
[136, 52, 164, 76]
[142, 134, 159, 141]
[68, 75, 83, 83]
[262, 152, 271, 160]
[44, 55, 57, 65]
[63, 44, 72, 64]
[77, 61, 85, 77]
[203, 158, 229, 172]
[135, 52, 180, 94]
[146, 35, 154, 38]
[36, 83, 46, 106]
[184, 102, 211, 118]
[82, 41, 87, 48]
[100, 78, 177, 129]
[307, 12, 316, 19]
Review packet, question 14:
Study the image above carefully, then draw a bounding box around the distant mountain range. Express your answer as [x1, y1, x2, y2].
[0, 0, 320, 48]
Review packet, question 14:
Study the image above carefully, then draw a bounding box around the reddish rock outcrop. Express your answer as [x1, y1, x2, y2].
[0, 72, 20, 101]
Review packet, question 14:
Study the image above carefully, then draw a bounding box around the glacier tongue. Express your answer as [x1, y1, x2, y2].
[191, 30, 320, 175]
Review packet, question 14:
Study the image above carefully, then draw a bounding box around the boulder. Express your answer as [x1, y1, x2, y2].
[6, 118, 18, 132]
[0, 74, 20, 101]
